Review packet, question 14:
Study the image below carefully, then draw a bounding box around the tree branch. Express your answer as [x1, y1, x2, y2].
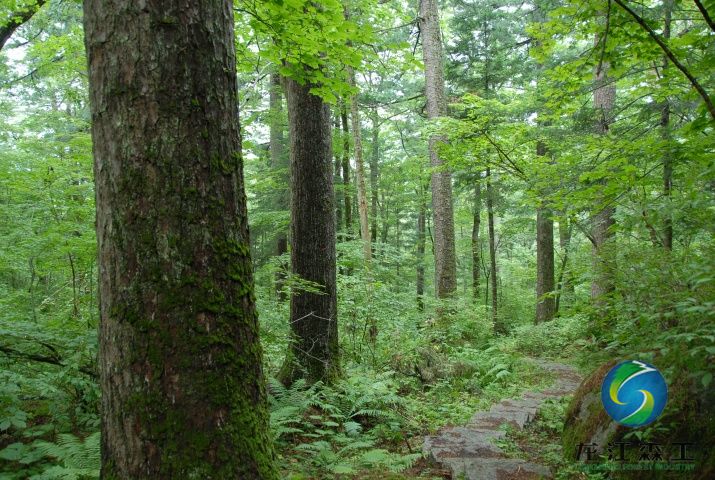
[0, 0, 47, 51]
[693, 0, 715, 32]
[0, 344, 97, 378]
[613, 0, 715, 120]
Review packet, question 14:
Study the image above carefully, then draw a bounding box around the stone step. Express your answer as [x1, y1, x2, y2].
[455, 458, 552, 480]
[423, 359, 583, 480]
[423, 426, 506, 462]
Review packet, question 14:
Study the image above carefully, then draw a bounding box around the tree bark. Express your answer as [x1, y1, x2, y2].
[280, 77, 339, 385]
[486, 167, 500, 330]
[270, 73, 289, 300]
[348, 68, 371, 262]
[471, 180, 481, 301]
[591, 37, 617, 304]
[83, 1, 277, 477]
[419, 0, 457, 299]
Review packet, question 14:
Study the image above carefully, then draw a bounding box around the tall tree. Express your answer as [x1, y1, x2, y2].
[348, 68, 371, 261]
[280, 77, 339, 385]
[270, 73, 289, 300]
[416, 182, 427, 311]
[555, 216, 573, 314]
[486, 166, 500, 329]
[471, 179, 481, 301]
[590, 32, 617, 304]
[661, 0, 673, 251]
[419, 0, 457, 299]
[535, 139, 555, 323]
[83, 0, 277, 477]
[370, 108, 380, 246]
[340, 101, 353, 234]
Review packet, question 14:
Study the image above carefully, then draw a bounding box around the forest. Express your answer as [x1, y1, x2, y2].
[0, 0, 713, 478]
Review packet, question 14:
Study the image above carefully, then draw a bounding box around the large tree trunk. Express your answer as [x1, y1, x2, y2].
[419, 0, 457, 299]
[535, 206, 555, 322]
[535, 139, 555, 323]
[340, 102, 352, 234]
[590, 41, 617, 304]
[471, 180, 481, 301]
[370, 108, 380, 246]
[486, 167, 501, 331]
[83, 1, 277, 477]
[662, 0, 673, 251]
[348, 68, 371, 262]
[280, 77, 339, 385]
[270, 73, 289, 301]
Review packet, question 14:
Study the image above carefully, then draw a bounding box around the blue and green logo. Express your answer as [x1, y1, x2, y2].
[601, 360, 668, 428]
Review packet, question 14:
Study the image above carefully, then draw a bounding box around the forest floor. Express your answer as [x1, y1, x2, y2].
[418, 358, 583, 480]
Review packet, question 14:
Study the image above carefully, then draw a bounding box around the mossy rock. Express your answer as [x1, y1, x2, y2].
[562, 358, 715, 479]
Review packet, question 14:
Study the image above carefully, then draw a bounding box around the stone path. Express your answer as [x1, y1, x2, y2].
[423, 359, 583, 480]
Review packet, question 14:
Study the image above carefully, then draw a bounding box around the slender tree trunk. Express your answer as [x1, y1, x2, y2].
[334, 113, 343, 235]
[380, 188, 389, 244]
[662, 0, 673, 251]
[472, 180, 481, 301]
[419, 0, 457, 299]
[591, 32, 617, 304]
[416, 189, 427, 311]
[270, 73, 289, 301]
[280, 77, 339, 386]
[370, 108, 379, 246]
[558, 218, 573, 294]
[348, 68, 371, 262]
[486, 167, 500, 330]
[340, 102, 352, 233]
[555, 218, 573, 315]
[83, 1, 277, 477]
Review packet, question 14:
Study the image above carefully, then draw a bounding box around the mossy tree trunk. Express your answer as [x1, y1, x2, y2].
[280, 77, 339, 385]
[83, 1, 277, 477]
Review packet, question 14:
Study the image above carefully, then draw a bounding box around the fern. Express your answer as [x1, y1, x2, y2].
[31, 431, 100, 479]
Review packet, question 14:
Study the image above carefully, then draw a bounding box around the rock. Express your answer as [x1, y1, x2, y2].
[562, 359, 715, 479]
